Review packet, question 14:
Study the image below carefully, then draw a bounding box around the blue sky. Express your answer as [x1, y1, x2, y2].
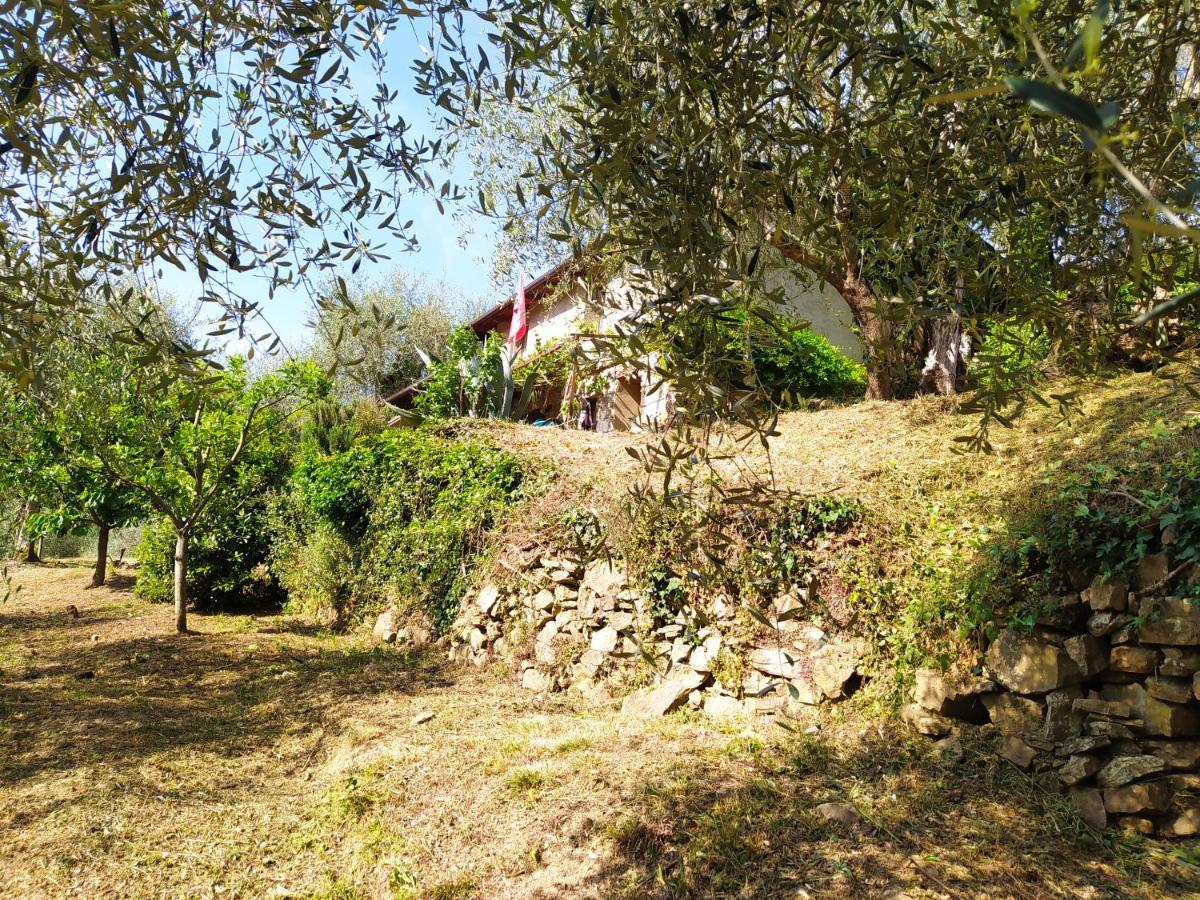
[156, 15, 503, 355]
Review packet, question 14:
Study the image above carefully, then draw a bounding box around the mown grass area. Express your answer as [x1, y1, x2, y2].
[1, 562, 1197, 898]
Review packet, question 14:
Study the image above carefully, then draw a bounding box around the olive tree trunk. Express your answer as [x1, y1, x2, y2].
[91, 522, 110, 588]
[174, 528, 189, 634]
[919, 313, 966, 396]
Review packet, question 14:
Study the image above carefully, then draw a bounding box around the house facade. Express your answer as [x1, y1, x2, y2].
[387, 257, 863, 433]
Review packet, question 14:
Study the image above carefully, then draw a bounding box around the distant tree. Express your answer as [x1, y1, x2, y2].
[307, 269, 462, 400]
[0, 311, 148, 584]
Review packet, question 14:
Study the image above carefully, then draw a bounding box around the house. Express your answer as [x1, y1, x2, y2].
[386, 255, 864, 432]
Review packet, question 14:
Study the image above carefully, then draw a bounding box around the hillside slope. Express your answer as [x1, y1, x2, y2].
[2, 372, 1199, 898]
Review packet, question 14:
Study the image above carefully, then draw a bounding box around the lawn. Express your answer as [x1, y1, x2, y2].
[1, 563, 1195, 898]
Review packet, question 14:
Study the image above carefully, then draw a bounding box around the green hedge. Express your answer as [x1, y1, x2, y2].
[270, 428, 525, 629]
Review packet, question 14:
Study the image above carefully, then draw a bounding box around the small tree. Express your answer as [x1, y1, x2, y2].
[0, 335, 146, 583]
[77, 353, 324, 632]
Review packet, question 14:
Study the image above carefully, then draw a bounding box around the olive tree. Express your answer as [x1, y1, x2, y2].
[422, 0, 1200, 417]
[0, 1, 446, 379]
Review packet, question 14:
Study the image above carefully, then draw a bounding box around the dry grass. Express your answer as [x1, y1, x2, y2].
[2, 562, 1197, 898]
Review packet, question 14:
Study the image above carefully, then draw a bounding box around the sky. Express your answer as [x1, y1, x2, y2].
[155, 14, 506, 357]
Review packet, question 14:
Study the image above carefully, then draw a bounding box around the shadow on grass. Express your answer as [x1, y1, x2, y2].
[0, 598, 454, 790]
[582, 728, 1197, 898]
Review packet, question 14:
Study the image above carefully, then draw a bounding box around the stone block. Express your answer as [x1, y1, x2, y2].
[1134, 553, 1170, 591]
[1108, 645, 1158, 674]
[914, 668, 995, 721]
[1143, 740, 1200, 770]
[1146, 676, 1194, 704]
[811, 640, 862, 700]
[1118, 816, 1157, 835]
[1095, 755, 1167, 788]
[1086, 720, 1136, 740]
[1056, 734, 1111, 757]
[998, 735, 1038, 770]
[582, 560, 626, 598]
[702, 694, 743, 718]
[1088, 611, 1135, 637]
[1083, 575, 1128, 612]
[985, 628, 1085, 694]
[982, 693, 1045, 734]
[1103, 781, 1172, 815]
[621, 668, 707, 718]
[1058, 754, 1103, 787]
[1162, 808, 1200, 837]
[372, 609, 399, 643]
[1042, 687, 1085, 741]
[1162, 648, 1200, 670]
[749, 646, 801, 680]
[1138, 596, 1200, 646]
[521, 667, 553, 692]
[477, 583, 500, 615]
[1065, 635, 1108, 678]
[1101, 682, 1200, 737]
[1069, 788, 1107, 830]
[590, 626, 619, 654]
[902, 703, 952, 737]
[1073, 697, 1132, 718]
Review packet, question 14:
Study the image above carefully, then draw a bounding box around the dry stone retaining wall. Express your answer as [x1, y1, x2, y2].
[436, 552, 867, 720]
[906, 553, 1200, 837]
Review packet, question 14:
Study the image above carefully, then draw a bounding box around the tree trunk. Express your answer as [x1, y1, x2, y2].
[14, 499, 41, 562]
[92, 522, 110, 588]
[840, 272, 895, 400]
[919, 313, 965, 396]
[173, 528, 189, 634]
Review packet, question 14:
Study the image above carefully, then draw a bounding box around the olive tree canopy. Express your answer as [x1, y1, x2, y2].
[0, 0, 448, 381]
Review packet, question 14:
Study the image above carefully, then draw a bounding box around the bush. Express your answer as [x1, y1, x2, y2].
[135, 481, 287, 609]
[750, 325, 867, 403]
[977, 440, 1200, 624]
[270, 428, 525, 629]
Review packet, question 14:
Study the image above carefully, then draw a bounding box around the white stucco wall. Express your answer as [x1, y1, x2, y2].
[504, 262, 860, 430]
[764, 261, 864, 362]
[516, 291, 585, 360]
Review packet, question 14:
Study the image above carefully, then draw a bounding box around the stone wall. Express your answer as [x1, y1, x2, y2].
[905, 553, 1200, 837]
[440, 551, 867, 720]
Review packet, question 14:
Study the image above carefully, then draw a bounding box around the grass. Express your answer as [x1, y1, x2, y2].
[1, 564, 1194, 898]
[3, 374, 1200, 897]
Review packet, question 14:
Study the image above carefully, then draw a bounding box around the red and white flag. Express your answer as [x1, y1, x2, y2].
[507, 267, 528, 349]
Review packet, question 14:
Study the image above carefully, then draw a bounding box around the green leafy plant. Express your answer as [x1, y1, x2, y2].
[271, 428, 525, 629]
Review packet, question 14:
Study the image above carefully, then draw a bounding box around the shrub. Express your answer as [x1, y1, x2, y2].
[135, 481, 288, 609]
[977, 440, 1200, 623]
[750, 325, 867, 403]
[270, 428, 525, 628]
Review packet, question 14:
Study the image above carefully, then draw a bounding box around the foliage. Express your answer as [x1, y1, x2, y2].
[747, 321, 866, 404]
[0, 2, 442, 378]
[623, 489, 861, 622]
[299, 397, 389, 460]
[426, 0, 1200, 420]
[133, 404, 298, 609]
[0, 306, 152, 574]
[307, 270, 462, 400]
[413, 325, 510, 420]
[270, 428, 525, 628]
[980, 438, 1200, 623]
[80, 351, 327, 626]
[970, 317, 1053, 394]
